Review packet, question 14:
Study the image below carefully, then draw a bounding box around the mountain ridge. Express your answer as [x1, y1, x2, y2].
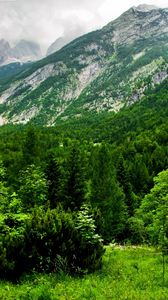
[0, 5, 168, 125]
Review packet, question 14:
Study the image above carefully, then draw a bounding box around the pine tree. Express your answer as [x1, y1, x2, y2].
[90, 144, 127, 242]
[131, 153, 150, 195]
[22, 126, 39, 167]
[117, 155, 137, 216]
[63, 144, 86, 211]
[45, 154, 61, 208]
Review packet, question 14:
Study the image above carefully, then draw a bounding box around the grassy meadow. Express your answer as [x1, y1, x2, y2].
[0, 246, 167, 300]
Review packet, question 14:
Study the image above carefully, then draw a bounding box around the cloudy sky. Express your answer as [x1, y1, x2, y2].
[1, 0, 168, 53]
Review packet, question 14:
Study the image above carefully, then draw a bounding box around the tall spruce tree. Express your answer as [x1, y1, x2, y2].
[22, 127, 39, 167]
[90, 144, 127, 242]
[45, 154, 61, 209]
[131, 154, 150, 195]
[63, 144, 86, 211]
[116, 155, 137, 216]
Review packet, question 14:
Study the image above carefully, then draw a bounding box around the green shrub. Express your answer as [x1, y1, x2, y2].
[0, 213, 30, 279]
[0, 206, 104, 279]
[128, 217, 146, 244]
[74, 204, 104, 273]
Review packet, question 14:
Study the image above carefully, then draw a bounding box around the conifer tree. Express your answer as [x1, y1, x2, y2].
[90, 144, 127, 242]
[22, 127, 39, 167]
[131, 154, 150, 195]
[117, 155, 137, 216]
[63, 144, 86, 211]
[45, 154, 61, 208]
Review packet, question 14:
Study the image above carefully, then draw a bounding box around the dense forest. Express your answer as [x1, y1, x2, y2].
[1, 78, 168, 280]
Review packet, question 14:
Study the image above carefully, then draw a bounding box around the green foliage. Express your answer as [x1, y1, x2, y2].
[74, 204, 104, 272]
[116, 155, 137, 216]
[0, 207, 104, 279]
[8, 193, 22, 214]
[90, 144, 127, 242]
[0, 212, 30, 279]
[139, 169, 168, 248]
[1, 62, 168, 280]
[76, 204, 103, 244]
[0, 160, 10, 214]
[128, 217, 146, 244]
[18, 165, 47, 210]
[0, 159, 5, 179]
[62, 144, 87, 211]
[45, 154, 61, 209]
[22, 127, 40, 167]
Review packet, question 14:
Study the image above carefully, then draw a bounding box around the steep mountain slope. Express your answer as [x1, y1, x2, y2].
[0, 39, 42, 66]
[1, 4, 168, 125]
[0, 63, 31, 81]
[46, 75, 168, 146]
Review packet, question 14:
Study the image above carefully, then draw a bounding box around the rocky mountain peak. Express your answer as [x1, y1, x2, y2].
[103, 4, 168, 46]
[134, 4, 158, 12]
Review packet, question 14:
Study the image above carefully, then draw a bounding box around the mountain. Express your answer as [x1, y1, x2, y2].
[47, 37, 72, 56]
[0, 62, 32, 81]
[8, 40, 42, 64]
[0, 39, 42, 66]
[47, 31, 85, 56]
[0, 39, 10, 65]
[0, 4, 168, 125]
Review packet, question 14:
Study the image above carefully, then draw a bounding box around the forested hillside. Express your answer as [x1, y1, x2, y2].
[1, 75, 168, 279]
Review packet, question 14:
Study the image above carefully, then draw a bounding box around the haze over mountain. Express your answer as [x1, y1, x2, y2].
[0, 0, 167, 54]
[0, 39, 42, 66]
[47, 36, 77, 56]
[0, 4, 168, 125]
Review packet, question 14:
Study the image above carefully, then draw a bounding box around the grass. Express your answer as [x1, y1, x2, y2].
[0, 246, 168, 300]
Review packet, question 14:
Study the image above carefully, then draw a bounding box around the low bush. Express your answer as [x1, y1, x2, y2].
[0, 206, 104, 279]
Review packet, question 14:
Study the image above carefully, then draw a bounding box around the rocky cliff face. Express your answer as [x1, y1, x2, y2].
[1, 4, 168, 125]
[0, 39, 42, 66]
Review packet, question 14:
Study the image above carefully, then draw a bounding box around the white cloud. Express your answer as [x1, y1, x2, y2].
[98, 0, 168, 23]
[0, 0, 168, 53]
